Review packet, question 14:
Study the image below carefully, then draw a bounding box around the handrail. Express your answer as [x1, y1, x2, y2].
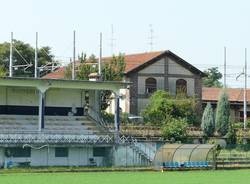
[87, 107, 114, 132]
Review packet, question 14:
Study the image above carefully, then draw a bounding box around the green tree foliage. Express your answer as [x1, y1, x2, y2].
[0, 65, 6, 77]
[215, 91, 230, 136]
[201, 102, 215, 137]
[202, 67, 223, 87]
[64, 53, 125, 110]
[162, 118, 188, 142]
[0, 40, 55, 77]
[142, 90, 198, 126]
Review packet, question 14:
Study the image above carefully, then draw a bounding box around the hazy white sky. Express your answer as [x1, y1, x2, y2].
[0, 0, 250, 87]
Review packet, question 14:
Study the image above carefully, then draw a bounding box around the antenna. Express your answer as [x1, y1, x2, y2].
[34, 32, 38, 78]
[98, 32, 102, 79]
[9, 32, 13, 77]
[224, 47, 226, 88]
[72, 30, 76, 80]
[110, 24, 115, 55]
[148, 24, 154, 51]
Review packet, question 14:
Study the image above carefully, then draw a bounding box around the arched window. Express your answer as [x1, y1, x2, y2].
[176, 79, 187, 95]
[145, 78, 157, 94]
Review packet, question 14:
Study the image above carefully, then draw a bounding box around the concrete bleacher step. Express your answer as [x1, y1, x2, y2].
[0, 115, 102, 134]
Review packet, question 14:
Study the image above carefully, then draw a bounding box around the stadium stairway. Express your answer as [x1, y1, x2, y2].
[129, 140, 156, 164]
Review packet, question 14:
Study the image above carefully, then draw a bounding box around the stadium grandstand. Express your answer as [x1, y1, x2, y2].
[0, 77, 157, 167]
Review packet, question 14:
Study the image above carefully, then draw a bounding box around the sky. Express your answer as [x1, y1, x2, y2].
[0, 0, 250, 87]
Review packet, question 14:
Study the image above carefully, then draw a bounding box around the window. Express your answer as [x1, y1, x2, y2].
[93, 147, 106, 157]
[176, 79, 187, 96]
[55, 147, 68, 157]
[145, 78, 157, 94]
[6, 147, 31, 157]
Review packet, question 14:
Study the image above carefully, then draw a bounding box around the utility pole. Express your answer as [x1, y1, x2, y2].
[35, 32, 38, 78]
[224, 47, 226, 88]
[98, 32, 102, 79]
[9, 32, 13, 77]
[72, 30, 76, 80]
[244, 48, 247, 129]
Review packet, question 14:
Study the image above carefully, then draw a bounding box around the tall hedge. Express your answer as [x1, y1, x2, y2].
[215, 91, 230, 136]
[201, 102, 215, 137]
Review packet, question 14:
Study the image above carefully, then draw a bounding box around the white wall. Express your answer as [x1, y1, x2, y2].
[46, 88, 84, 107]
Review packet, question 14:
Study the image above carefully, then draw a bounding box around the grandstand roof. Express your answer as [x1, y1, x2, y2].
[0, 77, 130, 92]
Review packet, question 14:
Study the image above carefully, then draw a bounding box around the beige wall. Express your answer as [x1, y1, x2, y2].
[138, 58, 165, 74]
[168, 77, 195, 96]
[168, 59, 193, 75]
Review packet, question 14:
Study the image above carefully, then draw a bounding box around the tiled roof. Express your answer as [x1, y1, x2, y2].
[42, 67, 65, 79]
[42, 50, 202, 79]
[202, 87, 250, 103]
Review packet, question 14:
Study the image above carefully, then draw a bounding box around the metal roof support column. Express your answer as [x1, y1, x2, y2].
[38, 87, 48, 132]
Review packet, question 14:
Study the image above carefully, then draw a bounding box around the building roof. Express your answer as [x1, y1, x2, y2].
[202, 87, 250, 103]
[43, 50, 205, 79]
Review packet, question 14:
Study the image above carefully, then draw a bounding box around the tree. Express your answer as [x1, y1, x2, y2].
[201, 102, 215, 137]
[64, 53, 125, 110]
[202, 67, 223, 87]
[0, 65, 6, 77]
[215, 91, 230, 136]
[0, 40, 55, 77]
[142, 90, 198, 126]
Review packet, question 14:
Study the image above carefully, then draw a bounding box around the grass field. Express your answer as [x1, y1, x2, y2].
[0, 170, 250, 184]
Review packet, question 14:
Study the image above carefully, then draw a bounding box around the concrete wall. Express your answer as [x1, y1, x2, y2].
[0, 86, 85, 108]
[0, 146, 108, 167]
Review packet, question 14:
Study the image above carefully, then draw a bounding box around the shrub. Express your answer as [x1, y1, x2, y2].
[142, 90, 199, 126]
[201, 102, 215, 137]
[161, 118, 188, 142]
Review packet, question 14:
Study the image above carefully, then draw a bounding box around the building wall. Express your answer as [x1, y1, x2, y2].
[0, 146, 108, 167]
[128, 55, 201, 115]
[168, 77, 195, 96]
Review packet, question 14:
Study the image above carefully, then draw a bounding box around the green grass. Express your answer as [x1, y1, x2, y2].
[0, 170, 250, 184]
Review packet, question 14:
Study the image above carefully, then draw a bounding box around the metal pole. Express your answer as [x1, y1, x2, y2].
[35, 32, 38, 78]
[224, 47, 226, 88]
[9, 32, 13, 77]
[244, 48, 247, 129]
[72, 30, 76, 80]
[98, 32, 102, 79]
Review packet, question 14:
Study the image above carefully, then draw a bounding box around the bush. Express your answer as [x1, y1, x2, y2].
[142, 90, 199, 126]
[161, 118, 188, 142]
[201, 102, 215, 137]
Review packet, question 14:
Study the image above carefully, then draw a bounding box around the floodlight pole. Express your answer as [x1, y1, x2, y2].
[9, 32, 13, 77]
[244, 48, 247, 130]
[34, 32, 38, 78]
[72, 30, 76, 80]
